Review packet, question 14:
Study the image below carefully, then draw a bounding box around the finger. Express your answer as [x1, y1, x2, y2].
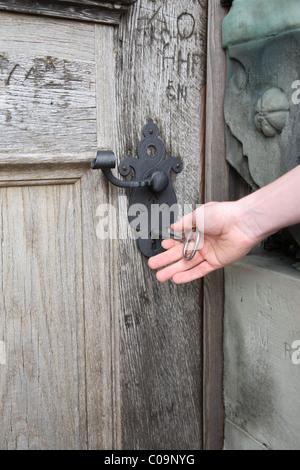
[149, 237, 202, 271]
[162, 238, 196, 251]
[148, 241, 185, 270]
[172, 261, 216, 284]
[156, 251, 204, 283]
[161, 238, 181, 250]
[171, 211, 196, 233]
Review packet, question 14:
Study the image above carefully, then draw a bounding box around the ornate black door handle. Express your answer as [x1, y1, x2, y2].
[91, 119, 183, 258]
[91, 150, 170, 193]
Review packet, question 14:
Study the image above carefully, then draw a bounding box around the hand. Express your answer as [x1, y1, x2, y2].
[149, 166, 300, 284]
[148, 201, 259, 284]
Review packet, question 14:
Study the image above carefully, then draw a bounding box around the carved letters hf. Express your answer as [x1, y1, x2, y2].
[136, 2, 206, 105]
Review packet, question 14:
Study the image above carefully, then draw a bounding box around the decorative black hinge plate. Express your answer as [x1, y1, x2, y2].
[120, 119, 182, 257]
[91, 119, 183, 258]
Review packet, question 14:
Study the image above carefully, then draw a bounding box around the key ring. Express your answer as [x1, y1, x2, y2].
[183, 229, 201, 261]
[152, 228, 201, 261]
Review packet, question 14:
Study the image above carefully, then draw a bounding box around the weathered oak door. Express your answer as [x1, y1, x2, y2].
[0, 0, 211, 450]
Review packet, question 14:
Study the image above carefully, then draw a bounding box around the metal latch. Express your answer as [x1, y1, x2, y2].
[91, 119, 183, 258]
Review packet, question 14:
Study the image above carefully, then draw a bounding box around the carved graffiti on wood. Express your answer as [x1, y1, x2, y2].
[134, 1, 206, 107]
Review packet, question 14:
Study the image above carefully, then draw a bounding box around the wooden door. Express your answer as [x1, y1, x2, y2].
[0, 0, 217, 450]
[0, 6, 122, 449]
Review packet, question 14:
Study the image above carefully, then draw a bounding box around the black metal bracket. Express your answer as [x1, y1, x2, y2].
[91, 119, 183, 258]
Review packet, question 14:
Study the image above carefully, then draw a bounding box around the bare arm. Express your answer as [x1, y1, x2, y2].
[148, 165, 300, 284]
[237, 165, 300, 242]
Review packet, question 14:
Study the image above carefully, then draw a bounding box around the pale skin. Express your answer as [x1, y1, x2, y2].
[148, 166, 300, 284]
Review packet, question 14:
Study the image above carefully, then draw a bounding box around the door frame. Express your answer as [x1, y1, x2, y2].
[203, 1, 229, 450]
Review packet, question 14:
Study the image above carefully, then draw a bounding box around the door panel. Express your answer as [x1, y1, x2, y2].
[0, 12, 97, 153]
[0, 12, 118, 449]
[0, 174, 118, 450]
[0, 184, 87, 449]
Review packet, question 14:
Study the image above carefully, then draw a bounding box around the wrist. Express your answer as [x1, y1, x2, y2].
[234, 195, 272, 246]
[235, 166, 300, 245]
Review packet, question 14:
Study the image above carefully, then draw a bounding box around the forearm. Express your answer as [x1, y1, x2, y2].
[236, 165, 300, 244]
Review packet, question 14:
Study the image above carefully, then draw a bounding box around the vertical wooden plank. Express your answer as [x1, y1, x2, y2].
[80, 168, 117, 450]
[114, 0, 207, 449]
[203, 1, 228, 450]
[79, 23, 121, 449]
[0, 184, 87, 449]
[96, 23, 122, 449]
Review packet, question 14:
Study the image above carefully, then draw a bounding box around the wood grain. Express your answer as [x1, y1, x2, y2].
[0, 175, 117, 449]
[114, 0, 207, 450]
[0, 0, 136, 25]
[0, 184, 87, 449]
[0, 13, 97, 155]
[94, 23, 121, 449]
[0, 12, 98, 185]
[0, 163, 89, 187]
[203, 1, 228, 450]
